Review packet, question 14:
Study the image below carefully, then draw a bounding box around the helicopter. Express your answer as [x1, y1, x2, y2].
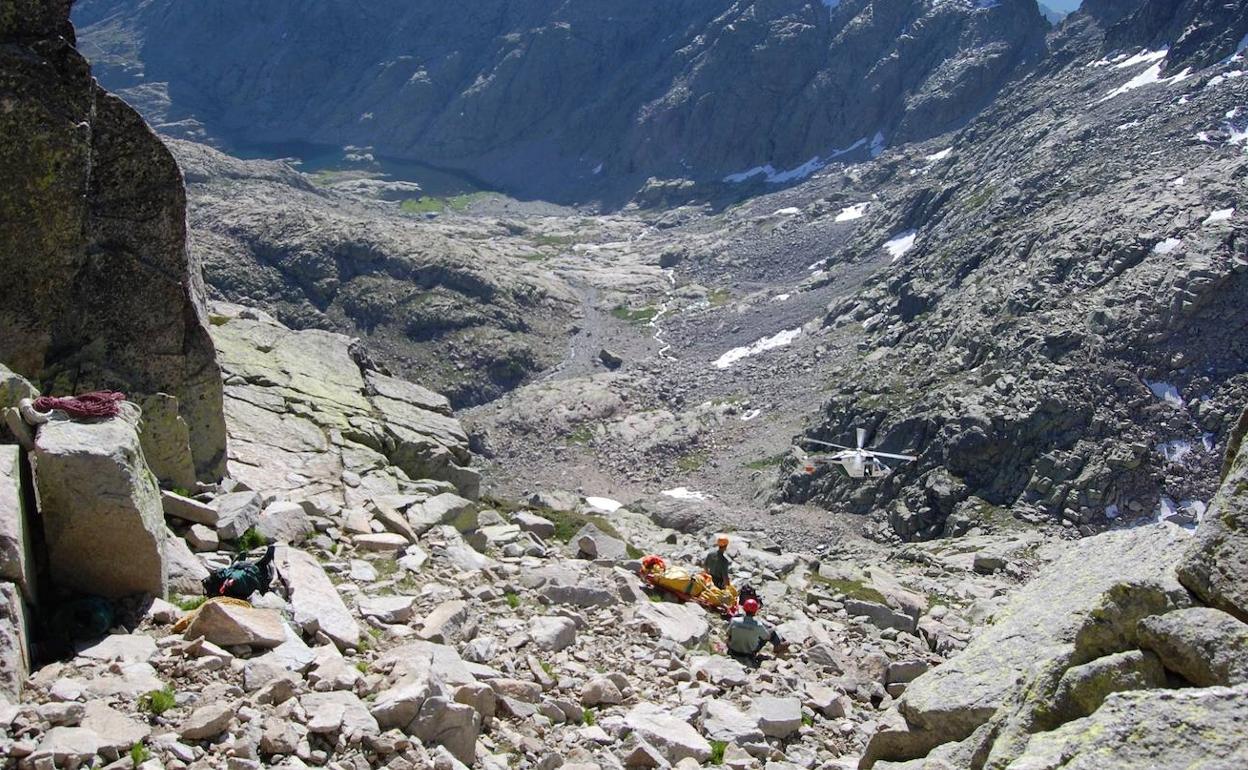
[799, 428, 917, 479]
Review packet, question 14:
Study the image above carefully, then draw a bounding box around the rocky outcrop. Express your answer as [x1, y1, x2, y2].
[862, 525, 1192, 767]
[1177, 406, 1248, 621]
[74, 0, 1047, 200]
[208, 303, 478, 504]
[31, 405, 168, 599]
[0, 2, 226, 480]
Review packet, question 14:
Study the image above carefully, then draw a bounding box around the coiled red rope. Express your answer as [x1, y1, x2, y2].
[32, 391, 126, 419]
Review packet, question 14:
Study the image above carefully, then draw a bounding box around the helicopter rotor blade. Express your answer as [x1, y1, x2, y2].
[801, 438, 854, 450]
[869, 451, 918, 461]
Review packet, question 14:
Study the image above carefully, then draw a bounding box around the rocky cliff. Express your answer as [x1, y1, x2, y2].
[0, 0, 226, 479]
[72, 0, 1048, 201]
[772, 0, 1248, 539]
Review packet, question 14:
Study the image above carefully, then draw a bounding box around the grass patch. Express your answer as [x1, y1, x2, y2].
[355, 661, 369, 674]
[709, 740, 727, 765]
[542, 509, 624, 543]
[611, 304, 659, 324]
[744, 453, 787, 470]
[539, 660, 555, 677]
[582, 708, 597, 727]
[626, 544, 645, 560]
[707, 288, 732, 307]
[532, 233, 576, 249]
[137, 686, 176, 716]
[505, 592, 521, 609]
[235, 527, 267, 553]
[451, 507, 480, 534]
[399, 192, 490, 216]
[172, 595, 206, 612]
[802, 713, 815, 727]
[130, 743, 151, 766]
[809, 574, 888, 605]
[676, 451, 708, 473]
[565, 425, 595, 446]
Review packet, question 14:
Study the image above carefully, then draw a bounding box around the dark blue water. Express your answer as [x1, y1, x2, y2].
[227, 140, 490, 198]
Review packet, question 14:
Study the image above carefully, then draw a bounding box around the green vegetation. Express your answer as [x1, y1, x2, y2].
[709, 740, 728, 764]
[505, 592, 521, 610]
[676, 450, 708, 473]
[582, 708, 597, 727]
[451, 507, 480, 534]
[565, 425, 596, 446]
[172, 595, 206, 612]
[137, 687, 176, 716]
[130, 743, 151, 766]
[744, 453, 787, 470]
[611, 304, 659, 324]
[808, 573, 888, 605]
[802, 713, 815, 727]
[541, 509, 625, 544]
[171, 486, 192, 498]
[235, 527, 267, 553]
[532, 233, 576, 248]
[539, 660, 555, 677]
[399, 192, 492, 215]
[707, 288, 732, 307]
[355, 661, 369, 674]
[964, 184, 995, 212]
[626, 544, 645, 560]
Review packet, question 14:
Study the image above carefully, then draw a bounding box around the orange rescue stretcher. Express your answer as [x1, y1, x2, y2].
[639, 555, 739, 616]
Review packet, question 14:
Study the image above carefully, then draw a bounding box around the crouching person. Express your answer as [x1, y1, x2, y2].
[727, 598, 786, 661]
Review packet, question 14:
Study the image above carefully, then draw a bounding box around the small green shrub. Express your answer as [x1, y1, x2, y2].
[137, 687, 176, 716]
[505, 592, 521, 609]
[611, 304, 659, 324]
[709, 740, 727, 764]
[235, 527, 267, 553]
[130, 742, 151, 765]
[355, 661, 369, 674]
[173, 595, 206, 612]
[582, 708, 597, 726]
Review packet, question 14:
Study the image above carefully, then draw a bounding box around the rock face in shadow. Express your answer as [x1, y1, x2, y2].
[0, 1, 226, 480]
[72, 0, 1048, 200]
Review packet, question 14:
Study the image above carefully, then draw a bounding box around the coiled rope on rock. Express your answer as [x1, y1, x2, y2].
[31, 391, 127, 419]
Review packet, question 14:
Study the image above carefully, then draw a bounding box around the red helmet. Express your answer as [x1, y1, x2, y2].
[742, 598, 761, 615]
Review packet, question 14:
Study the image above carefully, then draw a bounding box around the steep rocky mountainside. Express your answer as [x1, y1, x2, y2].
[0, 0, 225, 479]
[771, 0, 1248, 539]
[73, 0, 1048, 201]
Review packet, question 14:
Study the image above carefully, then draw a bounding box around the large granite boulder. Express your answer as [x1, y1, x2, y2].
[1177, 407, 1248, 622]
[0, 582, 29, 702]
[0, 4, 226, 481]
[275, 547, 361, 651]
[31, 405, 167, 598]
[1008, 685, 1248, 769]
[863, 525, 1192, 768]
[1137, 607, 1248, 687]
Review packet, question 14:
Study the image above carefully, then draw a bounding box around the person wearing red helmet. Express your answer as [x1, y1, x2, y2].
[726, 596, 786, 659]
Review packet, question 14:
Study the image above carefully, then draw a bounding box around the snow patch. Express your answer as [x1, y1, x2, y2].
[772, 293, 792, 302]
[740, 409, 763, 422]
[1100, 53, 1188, 101]
[661, 487, 710, 501]
[807, 259, 826, 271]
[585, 496, 622, 513]
[1146, 380, 1184, 407]
[1114, 49, 1168, 70]
[869, 131, 887, 159]
[1152, 237, 1182, 254]
[713, 327, 803, 369]
[1204, 208, 1234, 224]
[592, 163, 604, 175]
[1156, 439, 1194, 464]
[835, 203, 868, 222]
[925, 148, 952, 162]
[774, 207, 801, 216]
[884, 230, 917, 261]
[1170, 176, 1186, 186]
[1157, 496, 1205, 528]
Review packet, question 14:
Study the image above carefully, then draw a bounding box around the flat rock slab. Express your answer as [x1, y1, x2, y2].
[625, 704, 711, 764]
[184, 601, 285, 648]
[33, 408, 167, 598]
[636, 601, 710, 647]
[277, 547, 362, 650]
[161, 489, 219, 526]
[76, 633, 157, 664]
